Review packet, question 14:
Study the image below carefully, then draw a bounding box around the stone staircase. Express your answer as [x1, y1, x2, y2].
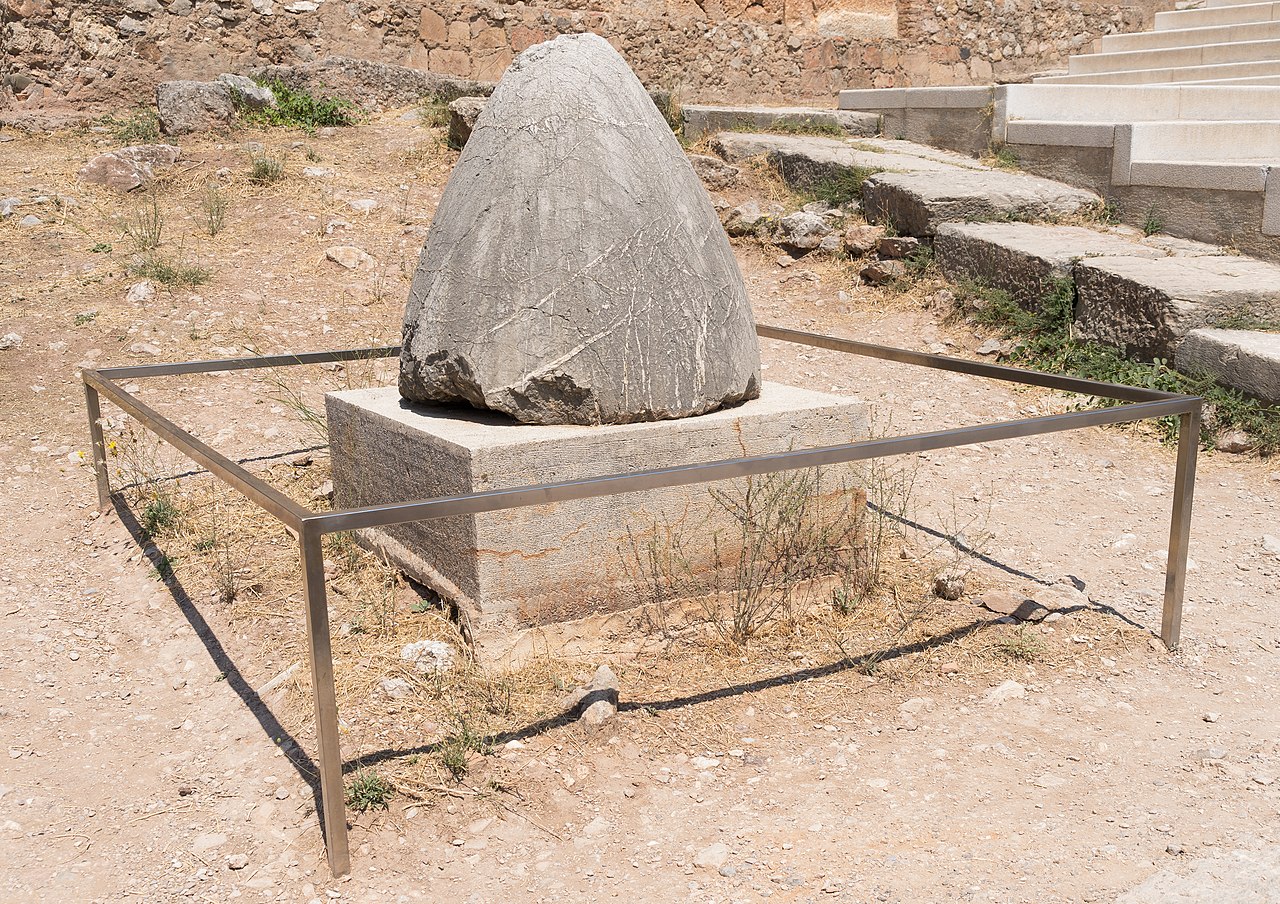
[688, 1, 1280, 406]
[1040, 0, 1280, 85]
[835, 0, 1280, 264]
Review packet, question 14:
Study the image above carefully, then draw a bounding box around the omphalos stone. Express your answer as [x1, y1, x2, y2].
[399, 33, 761, 426]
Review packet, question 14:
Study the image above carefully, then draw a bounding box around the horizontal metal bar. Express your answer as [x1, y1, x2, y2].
[83, 370, 312, 530]
[95, 345, 401, 380]
[89, 328, 1194, 410]
[758, 325, 1186, 404]
[307, 396, 1196, 535]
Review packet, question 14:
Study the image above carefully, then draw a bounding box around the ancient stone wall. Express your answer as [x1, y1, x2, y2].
[2, 0, 1172, 115]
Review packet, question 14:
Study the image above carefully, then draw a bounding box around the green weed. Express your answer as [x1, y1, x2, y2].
[985, 142, 1020, 170]
[123, 194, 163, 252]
[417, 94, 452, 130]
[248, 153, 285, 185]
[438, 717, 491, 779]
[957, 276, 1280, 454]
[1211, 313, 1280, 332]
[1141, 207, 1164, 237]
[200, 186, 229, 236]
[997, 626, 1042, 661]
[240, 80, 357, 131]
[345, 770, 393, 811]
[141, 495, 180, 538]
[128, 255, 211, 288]
[150, 553, 176, 582]
[774, 160, 881, 208]
[97, 107, 162, 145]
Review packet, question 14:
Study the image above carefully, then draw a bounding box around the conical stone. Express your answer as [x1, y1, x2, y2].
[399, 33, 761, 426]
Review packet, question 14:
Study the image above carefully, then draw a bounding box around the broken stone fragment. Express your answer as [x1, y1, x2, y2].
[1214, 429, 1254, 454]
[446, 96, 485, 149]
[687, 153, 740, 190]
[723, 199, 780, 236]
[77, 144, 181, 193]
[877, 236, 920, 259]
[156, 80, 234, 135]
[932, 569, 965, 601]
[773, 210, 831, 253]
[842, 224, 884, 256]
[324, 245, 374, 269]
[861, 260, 906, 285]
[217, 73, 276, 111]
[399, 33, 761, 425]
[560, 664, 619, 725]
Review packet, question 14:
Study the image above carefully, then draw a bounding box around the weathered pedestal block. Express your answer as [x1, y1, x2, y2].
[326, 383, 866, 649]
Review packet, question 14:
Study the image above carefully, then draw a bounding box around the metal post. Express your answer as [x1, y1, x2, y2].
[1161, 406, 1201, 650]
[84, 381, 112, 509]
[299, 525, 350, 877]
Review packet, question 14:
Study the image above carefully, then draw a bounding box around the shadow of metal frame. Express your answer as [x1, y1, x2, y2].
[80, 324, 1201, 878]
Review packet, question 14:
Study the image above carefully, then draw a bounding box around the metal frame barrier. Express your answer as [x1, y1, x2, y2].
[81, 324, 1202, 877]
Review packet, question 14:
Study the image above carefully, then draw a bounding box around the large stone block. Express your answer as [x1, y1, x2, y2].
[1175, 328, 1280, 403]
[861, 169, 1100, 236]
[326, 383, 867, 648]
[934, 222, 1160, 310]
[155, 80, 234, 135]
[680, 104, 879, 142]
[1073, 254, 1280, 359]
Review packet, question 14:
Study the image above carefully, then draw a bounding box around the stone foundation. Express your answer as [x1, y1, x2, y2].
[326, 382, 867, 648]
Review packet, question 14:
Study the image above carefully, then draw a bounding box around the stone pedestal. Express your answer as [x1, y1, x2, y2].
[326, 383, 867, 649]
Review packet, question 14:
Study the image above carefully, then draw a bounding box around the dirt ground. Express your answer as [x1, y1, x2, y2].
[2, 112, 1280, 904]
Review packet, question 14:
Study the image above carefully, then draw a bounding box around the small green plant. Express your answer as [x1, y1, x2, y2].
[438, 717, 491, 778]
[200, 185, 229, 236]
[657, 86, 684, 134]
[98, 107, 162, 145]
[955, 275, 1280, 454]
[90, 242, 112, 253]
[1211, 312, 1280, 332]
[129, 255, 211, 288]
[304, 147, 321, 162]
[141, 495, 180, 538]
[1141, 206, 1164, 236]
[1094, 198, 1121, 225]
[345, 770, 393, 811]
[727, 111, 843, 137]
[997, 626, 1042, 662]
[774, 159, 881, 208]
[903, 244, 934, 277]
[123, 194, 163, 252]
[417, 94, 452, 130]
[74, 310, 98, 326]
[240, 80, 357, 132]
[248, 152, 285, 185]
[985, 142, 1020, 170]
[766, 116, 844, 138]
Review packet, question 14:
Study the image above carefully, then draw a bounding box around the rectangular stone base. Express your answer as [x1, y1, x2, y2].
[325, 383, 867, 647]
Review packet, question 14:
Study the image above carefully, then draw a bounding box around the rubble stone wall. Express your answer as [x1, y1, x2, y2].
[1, 0, 1172, 113]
